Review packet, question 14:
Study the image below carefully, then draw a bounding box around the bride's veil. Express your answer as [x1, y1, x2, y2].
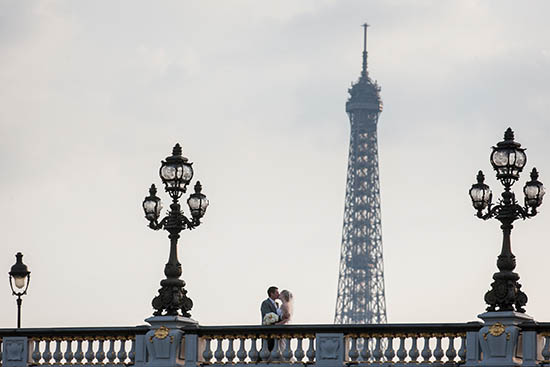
[280, 290, 294, 316]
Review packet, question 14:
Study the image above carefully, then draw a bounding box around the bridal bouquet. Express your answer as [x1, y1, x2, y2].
[263, 312, 279, 325]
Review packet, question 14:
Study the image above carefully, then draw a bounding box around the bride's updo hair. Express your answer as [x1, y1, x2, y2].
[280, 290, 293, 302]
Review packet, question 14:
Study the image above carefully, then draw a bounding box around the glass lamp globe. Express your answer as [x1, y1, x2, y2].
[490, 128, 526, 186]
[469, 171, 492, 210]
[159, 144, 194, 198]
[143, 184, 162, 221]
[524, 168, 545, 208]
[14, 277, 26, 289]
[187, 181, 209, 218]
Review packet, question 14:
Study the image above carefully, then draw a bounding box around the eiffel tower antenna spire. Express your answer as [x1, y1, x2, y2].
[362, 23, 369, 77]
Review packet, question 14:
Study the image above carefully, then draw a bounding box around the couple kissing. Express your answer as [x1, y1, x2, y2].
[260, 286, 293, 325]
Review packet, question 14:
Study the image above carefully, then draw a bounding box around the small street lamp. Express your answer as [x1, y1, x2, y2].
[469, 128, 545, 313]
[8, 252, 31, 328]
[142, 144, 209, 317]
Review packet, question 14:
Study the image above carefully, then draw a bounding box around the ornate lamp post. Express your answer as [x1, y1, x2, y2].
[142, 144, 209, 317]
[469, 128, 545, 313]
[9, 252, 31, 328]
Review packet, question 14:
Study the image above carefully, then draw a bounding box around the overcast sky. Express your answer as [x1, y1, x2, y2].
[1, 0, 550, 328]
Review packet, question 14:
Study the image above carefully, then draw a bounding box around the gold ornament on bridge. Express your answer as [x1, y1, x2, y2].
[154, 326, 170, 339]
[488, 322, 506, 337]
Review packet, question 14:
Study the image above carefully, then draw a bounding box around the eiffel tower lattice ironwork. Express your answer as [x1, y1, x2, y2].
[335, 24, 387, 324]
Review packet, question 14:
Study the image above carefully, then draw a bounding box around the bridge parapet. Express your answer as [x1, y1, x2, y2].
[5, 319, 550, 367]
[192, 323, 481, 366]
[1, 322, 484, 367]
[0, 326, 148, 366]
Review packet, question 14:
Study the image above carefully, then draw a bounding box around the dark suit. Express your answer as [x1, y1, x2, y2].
[260, 298, 279, 351]
[261, 298, 278, 321]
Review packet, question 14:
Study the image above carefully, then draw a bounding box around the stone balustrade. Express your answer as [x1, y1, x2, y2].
[29, 336, 136, 365]
[3, 317, 550, 367]
[0, 326, 148, 366]
[191, 323, 480, 365]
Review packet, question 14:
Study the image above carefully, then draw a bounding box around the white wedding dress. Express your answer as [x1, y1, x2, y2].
[276, 302, 295, 361]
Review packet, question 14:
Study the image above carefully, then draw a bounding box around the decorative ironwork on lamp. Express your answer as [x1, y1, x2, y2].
[143, 144, 209, 317]
[469, 128, 544, 313]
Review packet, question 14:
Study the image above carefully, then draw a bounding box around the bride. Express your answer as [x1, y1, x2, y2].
[276, 290, 293, 324]
[274, 290, 294, 360]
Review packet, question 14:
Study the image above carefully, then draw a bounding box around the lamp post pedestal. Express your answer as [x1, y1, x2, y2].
[143, 316, 199, 367]
[475, 311, 536, 367]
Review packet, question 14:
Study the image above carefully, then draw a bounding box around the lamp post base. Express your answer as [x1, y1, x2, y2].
[484, 271, 527, 313]
[152, 280, 193, 317]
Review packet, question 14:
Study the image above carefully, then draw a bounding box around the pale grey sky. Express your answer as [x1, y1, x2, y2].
[1, 0, 550, 328]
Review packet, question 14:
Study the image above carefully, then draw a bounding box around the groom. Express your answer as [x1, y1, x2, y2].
[261, 286, 281, 322]
[260, 286, 281, 351]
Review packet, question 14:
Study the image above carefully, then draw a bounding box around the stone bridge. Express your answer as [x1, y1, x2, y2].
[2, 312, 549, 367]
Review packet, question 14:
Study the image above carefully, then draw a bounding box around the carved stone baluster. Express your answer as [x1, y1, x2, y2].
[43, 338, 53, 364]
[306, 336, 316, 362]
[225, 337, 236, 363]
[542, 336, 550, 362]
[433, 335, 444, 363]
[107, 339, 117, 364]
[282, 336, 293, 361]
[31, 339, 42, 364]
[259, 337, 270, 361]
[117, 338, 128, 363]
[236, 337, 247, 362]
[96, 338, 106, 364]
[202, 338, 213, 362]
[128, 337, 136, 363]
[372, 335, 383, 362]
[445, 334, 457, 362]
[421, 335, 432, 362]
[74, 337, 84, 364]
[53, 339, 63, 364]
[214, 337, 224, 362]
[85, 338, 95, 363]
[408, 335, 420, 362]
[74, 338, 84, 364]
[270, 336, 282, 361]
[294, 336, 305, 362]
[248, 337, 259, 362]
[396, 335, 407, 362]
[349, 335, 359, 362]
[360, 336, 371, 362]
[457, 335, 466, 361]
[64, 338, 74, 364]
[384, 335, 395, 362]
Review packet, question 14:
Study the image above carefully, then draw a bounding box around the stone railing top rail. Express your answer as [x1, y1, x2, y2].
[0, 325, 150, 338]
[0, 322, 486, 339]
[182, 322, 484, 336]
[512, 321, 550, 332]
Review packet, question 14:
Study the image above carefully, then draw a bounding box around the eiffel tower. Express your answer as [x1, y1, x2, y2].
[335, 24, 387, 324]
